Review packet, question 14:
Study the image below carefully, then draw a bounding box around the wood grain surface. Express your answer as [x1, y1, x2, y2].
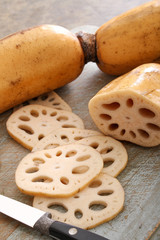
[0, 0, 160, 240]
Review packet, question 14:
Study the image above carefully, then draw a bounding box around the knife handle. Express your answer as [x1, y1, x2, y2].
[49, 221, 110, 240]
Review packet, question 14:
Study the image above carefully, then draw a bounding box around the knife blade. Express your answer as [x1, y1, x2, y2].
[0, 194, 109, 240]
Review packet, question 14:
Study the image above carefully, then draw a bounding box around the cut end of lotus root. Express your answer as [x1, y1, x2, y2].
[89, 64, 160, 147]
[33, 173, 124, 229]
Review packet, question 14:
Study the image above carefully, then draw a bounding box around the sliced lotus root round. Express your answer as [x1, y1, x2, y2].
[15, 144, 103, 197]
[7, 105, 84, 150]
[77, 136, 128, 177]
[33, 173, 124, 229]
[14, 91, 72, 112]
[89, 63, 160, 147]
[32, 128, 103, 152]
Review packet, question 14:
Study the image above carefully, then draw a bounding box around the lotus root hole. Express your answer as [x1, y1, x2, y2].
[50, 111, 57, 117]
[61, 135, 69, 142]
[98, 190, 114, 196]
[53, 102, 60, 106]
[44, 153, 52, 158]
[146, 123, 160, 131]
[74, 136, 83, 140]
[66, 150, 77, 157]
[45, 143, 60, 149]
[48, 203, 68, 213]
[74, 210, 83, 219]
[41, 124, 47, 127]
[102, 102, 120, 110]
[42, 109, 47, 115]
[138, 129, 150, 138]
[25, 167, 39, 173]
[72, 165, 89, 174]
[48, 97, 55, 102]
[90, 142, 99, 149]
[139, 108, 155, 118]
[62, 124, 76, 128]
[100, 114, 112, 120]
[38, 134, 45, 140]
[33, 158, 45, 164]
[18, 125, 34, 135]
[89, 180, 102, 188]
[30, 110, 39, 117]
[76, 155, 91, 161]
[104, 158, 114, 168]
[19, 116, 30, 121]
[120, 129, 126, 136]
[100, 147, 113, 154]
[74, 195, 80, 199]
[32, 176, 53, 183]
[89, 201, 107, 211]
[41, 94, 48, 101]
[60, 177, 69, 185]
[126, 98, 134, 107]
[57, 116, 68, 122]
[56, 150, 62, 156]
[109, 123, 119, 131]
[129, 131, 136, 138]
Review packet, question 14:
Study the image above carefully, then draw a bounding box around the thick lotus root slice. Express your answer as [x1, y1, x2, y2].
[33, 173, 124, 229]
[89, 63, 160, 147]
[32, 128, 103, 152]
[14, 91, 72, 112]
[7, 105, 84, 150]
[77, 136, 128, 177]
[15, 144, 103, 197]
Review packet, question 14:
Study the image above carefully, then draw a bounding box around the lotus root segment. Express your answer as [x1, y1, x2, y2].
[96, 1, 160, 75]
[77, 136, 128, 177]
[89, 63, 160, 147]
[15, 144, 103, 197]
[32, 128, 103, 152]
[33, 173, 124, 229]
[0, 25, 84, 113]
[6, 104, 84, 150]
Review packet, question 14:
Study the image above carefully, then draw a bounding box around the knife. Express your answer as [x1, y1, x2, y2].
[0, 195, 109, 240]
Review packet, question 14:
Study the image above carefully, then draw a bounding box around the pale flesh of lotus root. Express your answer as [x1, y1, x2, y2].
[15, 144, 103, 197]
[89, 63, 160, 147]
[77, 136, 128, 177]
[32, 128, 103, 152]
[33, 173, 124, 229]
[6, 104, 84, 150]
[14, 91, 72, 112]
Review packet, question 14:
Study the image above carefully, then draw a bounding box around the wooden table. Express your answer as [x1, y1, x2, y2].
[0, 0, 160, 239]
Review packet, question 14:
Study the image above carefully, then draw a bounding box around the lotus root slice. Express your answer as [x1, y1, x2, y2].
[32, 128, 103, 152]
[15, 144, 103, 197]
[77, 135, 128, 177]
[33, 173, 124, 229]
[7, 104, 84, 150]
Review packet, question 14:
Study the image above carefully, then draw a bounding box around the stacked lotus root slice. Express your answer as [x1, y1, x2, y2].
[6, 91, 127, 229]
